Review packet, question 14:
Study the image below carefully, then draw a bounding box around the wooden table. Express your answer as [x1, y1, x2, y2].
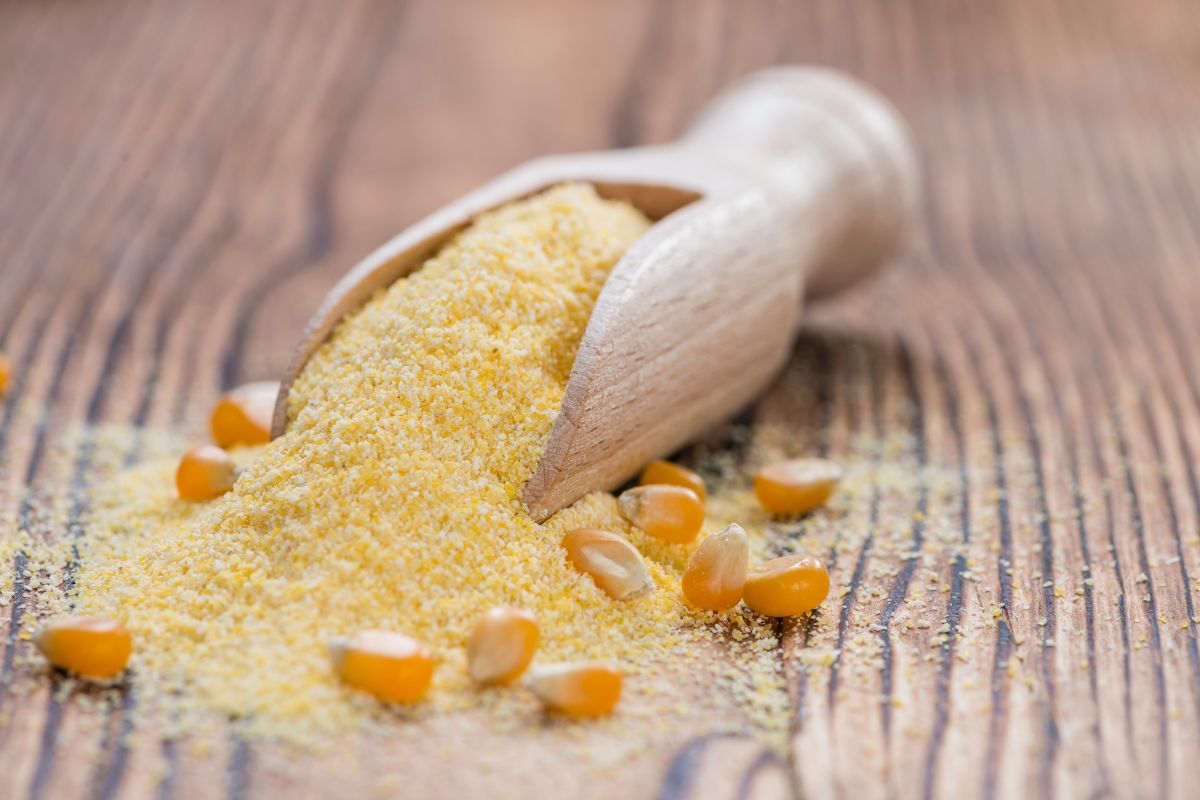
[2, 1, 1199, 797]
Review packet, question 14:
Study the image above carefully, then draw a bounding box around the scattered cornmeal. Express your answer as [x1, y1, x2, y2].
[639, 460, 707, 502]
[753, 458, 842, 516]
[617, 484, 704, 544]
[67, 184, 832, 744]
[467, 607, 539, 685]
[35, 616, 132, 679]
[562, 528, 652, 600]
[175, 445, 239, 501]
[681, 524, 749, 612]
[210, 381, 278, 448]
[742, 555, 830, 617]
[328, 631, 434, 703]
[527, 660, 621, 717]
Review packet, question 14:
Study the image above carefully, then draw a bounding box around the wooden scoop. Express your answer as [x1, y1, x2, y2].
[271, 66, 918, 522]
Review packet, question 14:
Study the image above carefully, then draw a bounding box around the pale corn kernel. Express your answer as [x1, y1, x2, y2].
[328, 630, 434, 703]
[175, 445, 239, 501]
[0, 353, 10, 397]
[527, 660, 621, 717]
[743, 555, 830, 617]
[35, 616, 132, 679]
[467, 607, 539, 685]
[617, 485, 704, 544]
[562, 528, 652, 600]
[682, 523, 749, 612]
[754, 458, 842, 516]
[639, 460, 707, 502]
[210, 381, 279, 448]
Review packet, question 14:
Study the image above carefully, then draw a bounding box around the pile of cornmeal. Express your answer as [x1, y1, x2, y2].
[68, 184, 791, 742]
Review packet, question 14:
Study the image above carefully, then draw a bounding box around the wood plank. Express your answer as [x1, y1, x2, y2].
[3, 0, 1200, 797]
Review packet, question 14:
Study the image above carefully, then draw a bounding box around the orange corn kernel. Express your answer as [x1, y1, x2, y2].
[467, 607, 539, 685]
[682, 524, 749, 612]
[34, 616, 132, 679]
[562, 528, 652, 600]
[639, 460, 707, 502]
[176, 445, 239, 501]
[753, 458, 842, 516]
[328, 630, 434, 703]
[743, 555, 830, 617]
[0, 353, 10, 397]
[527, 660, 621, 717]
[210, 381, 279, 448]
[617, 485, 704, 544]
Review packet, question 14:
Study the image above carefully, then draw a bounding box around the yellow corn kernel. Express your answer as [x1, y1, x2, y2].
[329, 630, 434, 703]
[34, 616, 132, 679]
[210, 381, 279, 448]
[754, 458, 842, 516]
[682, 523, 749, 612]
[176, 445, 239, 501]
[467, 607, 539, 685]
[562, 528, 652, 600]
[743, 555, 830, 617]
[617, 485, 704, 544]
[0, 353, 10, 397]
[639, 460, 707, 502]
[527, 660, 621, 717]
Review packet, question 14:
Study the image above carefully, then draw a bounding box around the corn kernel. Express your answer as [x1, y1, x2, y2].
[562, 528, 652, 600]
[617, 485, 704, 544]
[753, 458, 842, 516]
[743, 555, 830, 617]
[0, 353, 10, 397]
[210, 381, 279, 448]
[682, 523, 749, 612]
[639, 460, 707, 502]
[34, 616, 132, 678]
[328, 631, 433, 703]
[467, 607, 539, 685]
[176, 445, 239, 501]
[527, 660, 621, 717]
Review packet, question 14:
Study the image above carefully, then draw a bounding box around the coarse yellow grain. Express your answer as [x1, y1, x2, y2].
[70, 185, 697, 739]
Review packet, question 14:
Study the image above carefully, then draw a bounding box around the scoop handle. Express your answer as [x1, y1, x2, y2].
[677, 67, 918, 300]
[523, 69, 918, 520]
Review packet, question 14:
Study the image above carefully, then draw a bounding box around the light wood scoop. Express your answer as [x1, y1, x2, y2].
[271, 66, 918, 522]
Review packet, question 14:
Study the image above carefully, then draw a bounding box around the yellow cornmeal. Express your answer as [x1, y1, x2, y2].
[71, 184, 787, 741]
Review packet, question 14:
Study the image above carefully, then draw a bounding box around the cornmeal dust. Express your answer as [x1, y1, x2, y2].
[22, 184, 800, 745]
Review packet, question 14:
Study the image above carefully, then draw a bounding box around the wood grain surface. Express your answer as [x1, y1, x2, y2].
[2, 1, 1200, 798]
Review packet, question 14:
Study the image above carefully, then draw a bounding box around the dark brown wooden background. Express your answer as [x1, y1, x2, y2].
[3, 1, 1200, 798]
